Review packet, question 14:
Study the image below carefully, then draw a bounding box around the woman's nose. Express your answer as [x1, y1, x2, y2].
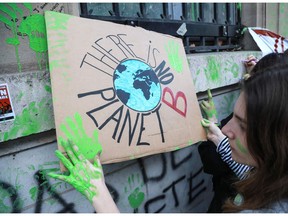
[221, 121, 234, 139]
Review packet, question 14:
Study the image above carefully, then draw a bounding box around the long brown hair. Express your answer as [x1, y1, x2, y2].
[223, 58, 288, 212]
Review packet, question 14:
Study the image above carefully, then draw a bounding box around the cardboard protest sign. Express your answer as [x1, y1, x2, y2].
[45, 11, 206, 164]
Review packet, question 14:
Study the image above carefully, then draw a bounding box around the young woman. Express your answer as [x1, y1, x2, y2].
[200, 52, 288, 212]
[203, 53, 288, 212]
[221, 60, 288, 212]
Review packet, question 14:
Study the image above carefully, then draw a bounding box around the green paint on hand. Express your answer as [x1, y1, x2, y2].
[125, 173, 145, 209]
[236, 138, 248, 154]
[59, 112, 102, 161]
[204, 56, 221, 84]
[48, 141, 103, 203]
[165, 40, 184, 73]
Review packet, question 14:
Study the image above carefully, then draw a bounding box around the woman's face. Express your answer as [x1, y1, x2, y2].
[221, 92, 258, 167]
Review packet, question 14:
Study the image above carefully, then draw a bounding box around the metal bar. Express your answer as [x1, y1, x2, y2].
[182, 3, 188, 20]
[113, 3, 120, 17]
[80, 3, 241, 54]
[80, 3, 88, 16]
[139, 3, 146, 18]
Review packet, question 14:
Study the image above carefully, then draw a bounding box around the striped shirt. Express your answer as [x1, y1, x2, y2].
[216, 137, 251, 180]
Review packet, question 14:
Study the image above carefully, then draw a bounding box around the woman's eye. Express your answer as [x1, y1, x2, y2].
[239, 124, 246, 131]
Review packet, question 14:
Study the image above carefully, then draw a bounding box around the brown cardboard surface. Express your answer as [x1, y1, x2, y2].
[45, 11, 206, 164]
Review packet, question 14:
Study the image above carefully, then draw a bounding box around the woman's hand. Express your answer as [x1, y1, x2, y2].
[200, 89, 219, 125]
[201, 119, 226, 146]
[48, 140, 119, 213]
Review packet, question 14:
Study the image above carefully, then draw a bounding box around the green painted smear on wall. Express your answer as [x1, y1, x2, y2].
[0, 3, 49, 72]
[59, 112, 103, 161]
[1, 98, 52, 142]
[0, 187, 12, 213]
[29, 186, 38, 201]
[124, 173, 145, 209]
[0, 168, 26, 212]
[204, 56, 221, 85]
[224, 59, 239, 78]
[44, 85, 52, 93]
[164, 40, 184, 73]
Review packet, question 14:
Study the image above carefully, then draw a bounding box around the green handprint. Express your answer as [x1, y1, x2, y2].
[204, 56, 221, 85]
[48, 140, 103, 203]
[59, 112, 103, 161]
[124, 173, 145, 211]
[165, 40, 184, 73]
[200, 89, 219, 124]
[0, 3, 48, 71]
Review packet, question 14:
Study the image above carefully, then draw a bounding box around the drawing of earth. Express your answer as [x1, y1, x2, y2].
[113, 59, 161, 112]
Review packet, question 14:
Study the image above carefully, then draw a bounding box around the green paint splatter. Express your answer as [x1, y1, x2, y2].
[0, 186, 12, 213]
[164, 40, 184, 73]
[28, 164, 35, 171]
[45, 11, 71, 31]
[0, 168, 26, 212]
[29, 186, 38, 201]
[204, 56, 221, 84]
[188, 140, 193, 146]
[125, 173, 145, 210]
[59, 112, 102, 161]
[44, 85, 52, 93]
[2, 97, 52, 142]
[236, 138, 248, 154]
[0, 3, 48, 72]
[192, 68, 201, 86]
[224, 59, 239, 78]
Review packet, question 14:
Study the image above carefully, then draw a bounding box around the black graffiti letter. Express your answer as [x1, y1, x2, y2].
[162, 175, 186, 207]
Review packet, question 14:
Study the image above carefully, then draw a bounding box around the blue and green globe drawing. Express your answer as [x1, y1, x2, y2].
[113, 59, 161, 112]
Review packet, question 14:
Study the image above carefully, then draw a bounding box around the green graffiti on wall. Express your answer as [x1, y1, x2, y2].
[204, 56, 221, 84]
[0, 168, 27, 212]
[224, 59, 239, 78]
[0, 3, 48, 72]
[1, 97, 52, 142]
[124, 173, 145, 210]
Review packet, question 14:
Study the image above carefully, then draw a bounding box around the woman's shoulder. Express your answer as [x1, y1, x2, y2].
[240, 199, 288, 213]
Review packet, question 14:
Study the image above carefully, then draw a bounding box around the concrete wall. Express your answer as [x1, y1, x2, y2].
[0, 3, 264, 213]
